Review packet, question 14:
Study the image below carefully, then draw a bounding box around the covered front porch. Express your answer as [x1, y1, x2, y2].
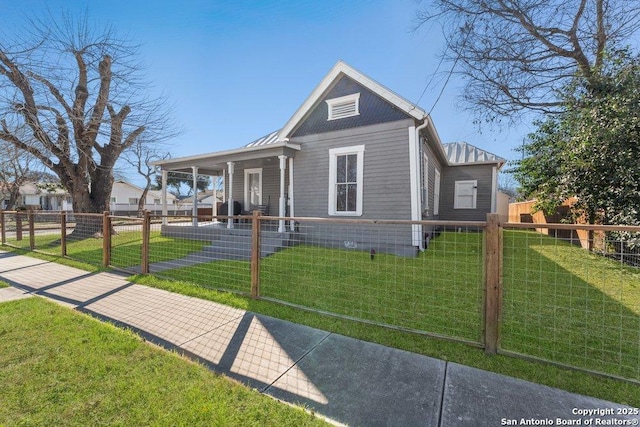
[152, 132, 300, 233]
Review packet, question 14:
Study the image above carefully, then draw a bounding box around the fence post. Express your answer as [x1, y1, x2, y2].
[251, 210, 261, 299]
[28, 210, 35, 250]
[16, 212, 22, 241]
[60, 211, 67, 257]
[102, 211, 111, 268]
[0, 211, 5, 245]
[484, 213, 503, 354]
[141, 210, 150, 274]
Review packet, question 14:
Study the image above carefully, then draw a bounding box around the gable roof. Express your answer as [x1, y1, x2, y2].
[442, 142, 506, 167]
[112, 180, 176, 201]
[278, 61, 427, 140]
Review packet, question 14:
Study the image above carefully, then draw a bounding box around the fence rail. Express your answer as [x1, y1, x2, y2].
[1, 209, 639, 383]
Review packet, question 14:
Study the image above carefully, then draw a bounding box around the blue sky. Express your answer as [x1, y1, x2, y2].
[2, 0, 531, 184]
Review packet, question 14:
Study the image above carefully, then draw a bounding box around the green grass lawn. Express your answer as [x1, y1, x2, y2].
[7, 230, 208, 269]
[155, 231, 485, 343]
[502, 230, 640, 380]
[0, 297, 326, 426]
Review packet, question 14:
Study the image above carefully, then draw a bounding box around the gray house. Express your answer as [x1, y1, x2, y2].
[153, 61, 505, 256]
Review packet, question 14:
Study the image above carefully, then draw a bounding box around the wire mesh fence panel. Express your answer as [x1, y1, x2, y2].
[109, 216, 145, 271]
[502, 225, 640, 381]
[28, 211, 65, 256]
[147, 215, 253, 295]
[63, 213, 106, 267]
[3, 211, 31, 250]
[259, 218, 485, 344]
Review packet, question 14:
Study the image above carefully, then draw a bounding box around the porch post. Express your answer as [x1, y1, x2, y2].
[227, 162, 235, 229]
[278, 155, 287, 232]
[161, 170, 168, 225]
[222, 169, 226, 202]
[288, 157, 294, 231]
[211, 175, 218, 220]
[192, 166, 199, 226]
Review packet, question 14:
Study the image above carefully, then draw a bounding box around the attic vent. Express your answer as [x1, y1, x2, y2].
[326, 93, 360, 121]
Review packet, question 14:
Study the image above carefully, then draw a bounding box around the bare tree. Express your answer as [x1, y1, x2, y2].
[0, 12, 177, 236]
[416, 0, 640, 122]
[122, 138, 170, 215]
[0, 141, 35, 209]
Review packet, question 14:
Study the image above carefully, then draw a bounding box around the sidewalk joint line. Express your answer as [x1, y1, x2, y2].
[260, 332, 333, 393]
[177, 311, 247, 347]
[437, 361, 448, 427]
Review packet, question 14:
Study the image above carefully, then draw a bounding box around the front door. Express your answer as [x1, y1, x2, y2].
[244, 168, 262, 208]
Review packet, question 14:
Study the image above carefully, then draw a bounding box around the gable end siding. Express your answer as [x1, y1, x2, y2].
[291, 76, 412, 137]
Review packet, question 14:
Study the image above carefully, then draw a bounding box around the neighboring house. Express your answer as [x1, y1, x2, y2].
[1, 182, 71, 211]
[110, 180, 178, 215]
[152, 61, 505, 255]
[196, 189, 223, 208]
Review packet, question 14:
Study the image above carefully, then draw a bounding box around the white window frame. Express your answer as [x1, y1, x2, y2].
[328, 145, 365, 216]
[454, 180, 477, 209]
[326, 93, 360, 121]
[110, 197, 117, 203]
[244, 168, 263, 208]
[433, 169, 441, 215]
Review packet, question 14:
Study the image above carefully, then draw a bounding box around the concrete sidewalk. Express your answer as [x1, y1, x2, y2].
[0, 250, 636, 426]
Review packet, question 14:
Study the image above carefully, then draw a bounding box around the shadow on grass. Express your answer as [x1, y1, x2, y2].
[502, 230, 640, 380]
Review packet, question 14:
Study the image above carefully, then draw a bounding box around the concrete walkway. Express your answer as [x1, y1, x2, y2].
[0, 250, 636, 426]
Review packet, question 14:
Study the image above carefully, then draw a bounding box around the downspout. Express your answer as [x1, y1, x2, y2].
[491, 166, 497, 213]
[410, 118, 430, 251]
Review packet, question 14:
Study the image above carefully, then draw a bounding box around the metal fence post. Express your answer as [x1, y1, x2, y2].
[0, 211, 5, 245]
[28, 210, 35, 250]
[484, 213, 503, 354]
[251, 209, 261, 299]
[102, 211, 111, 268]
[60, 211, 67, 256]
[141, 210, 151, 274]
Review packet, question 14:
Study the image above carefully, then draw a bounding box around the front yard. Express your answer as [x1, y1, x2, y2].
[4, 226, 639, 401]
[0, 297, 326, 426]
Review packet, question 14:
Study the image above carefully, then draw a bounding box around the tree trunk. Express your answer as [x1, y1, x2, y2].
[7, 183, 20, 209]
[66, 174, 114, 239]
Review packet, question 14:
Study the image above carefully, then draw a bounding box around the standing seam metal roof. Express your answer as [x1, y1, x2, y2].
[244, 130, 281, 148]
[442, 142, 506, 165]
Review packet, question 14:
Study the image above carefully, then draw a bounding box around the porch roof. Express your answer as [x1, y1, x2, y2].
[150, 135, 301, 176]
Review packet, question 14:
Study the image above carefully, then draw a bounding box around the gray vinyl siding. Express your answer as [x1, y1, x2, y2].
[290, 119, 417, 253]
[291, 119, 414, 220]
[226, 159, 286, 216]
[292, 76, 411, 137]
[421, 140, 444, 220]
[439, 164, 494, 221]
